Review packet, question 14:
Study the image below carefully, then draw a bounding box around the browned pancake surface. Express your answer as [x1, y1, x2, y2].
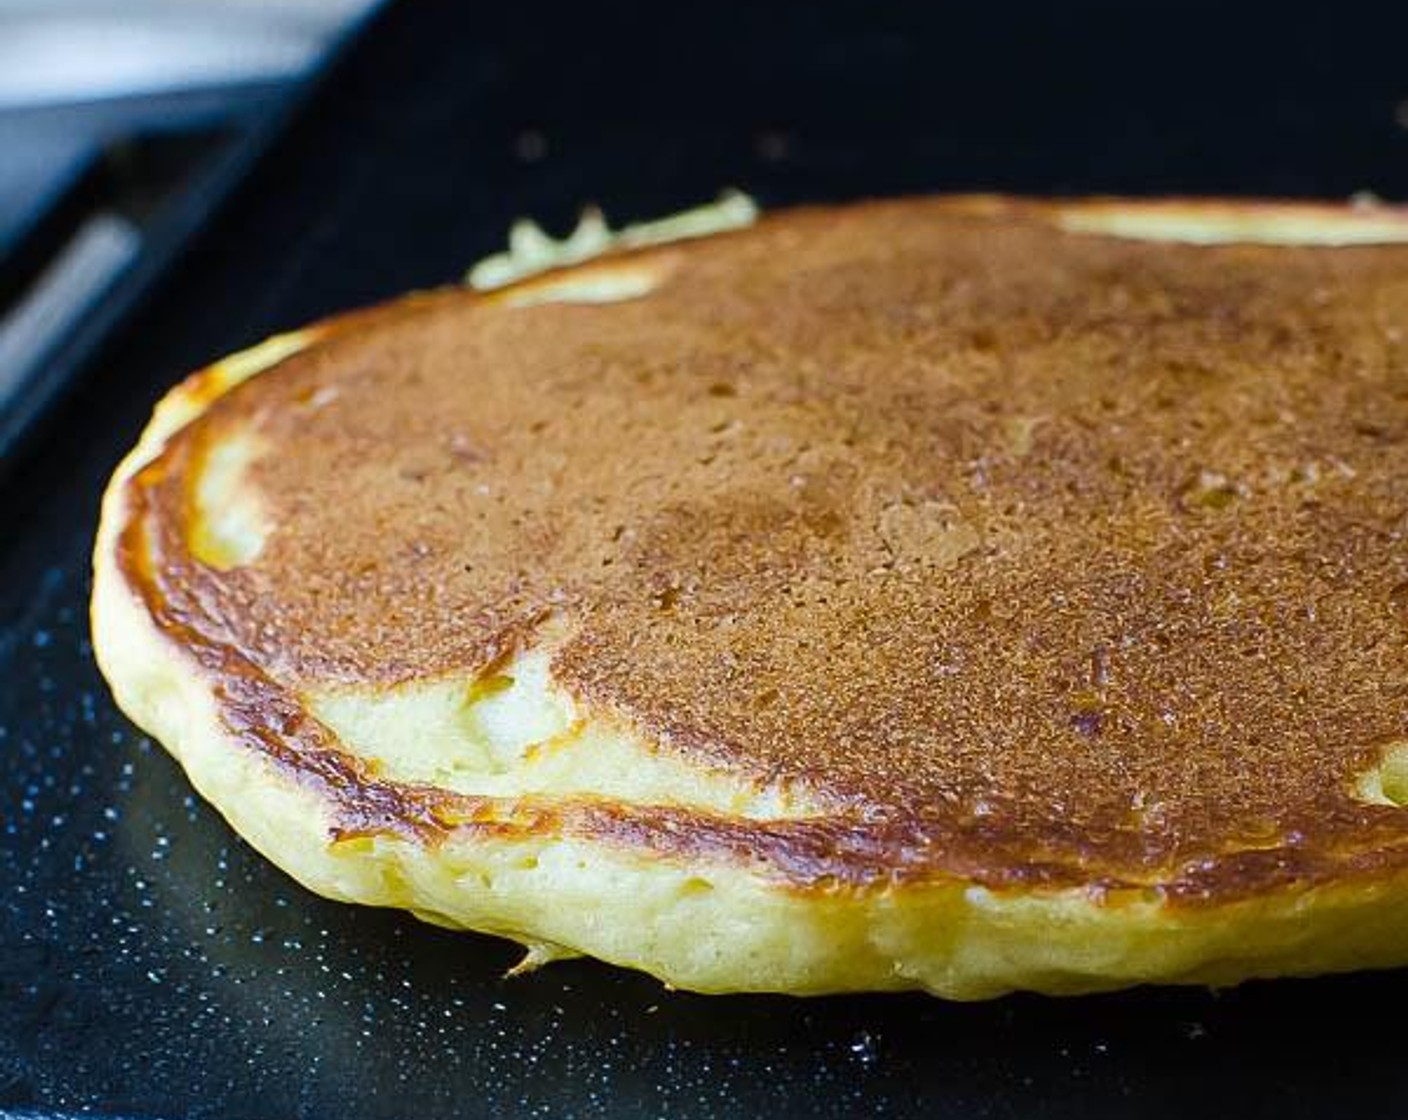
[129, 198, 1408, 899]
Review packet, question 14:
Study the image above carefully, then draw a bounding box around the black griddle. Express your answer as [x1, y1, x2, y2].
[4, 3, 1408, 1116]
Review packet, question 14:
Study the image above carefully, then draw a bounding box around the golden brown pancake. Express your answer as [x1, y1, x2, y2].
[92, 196, 1408, 998]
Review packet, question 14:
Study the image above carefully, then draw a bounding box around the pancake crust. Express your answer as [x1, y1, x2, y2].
[93, 196, 1408, 997]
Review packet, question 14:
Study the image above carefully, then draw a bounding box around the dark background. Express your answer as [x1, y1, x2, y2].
[3, 2, 1408, 1117]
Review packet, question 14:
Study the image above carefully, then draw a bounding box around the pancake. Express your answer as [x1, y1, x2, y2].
[91, 195, 1408, 999]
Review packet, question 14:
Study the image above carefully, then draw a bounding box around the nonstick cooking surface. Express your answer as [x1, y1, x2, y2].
[4, 3, 1408, 1117]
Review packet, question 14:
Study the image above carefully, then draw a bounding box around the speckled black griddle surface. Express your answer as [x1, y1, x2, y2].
[4, 3, 1408, 1117]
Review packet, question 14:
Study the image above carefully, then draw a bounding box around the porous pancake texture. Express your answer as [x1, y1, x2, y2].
[93, 196, 1408, 998]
